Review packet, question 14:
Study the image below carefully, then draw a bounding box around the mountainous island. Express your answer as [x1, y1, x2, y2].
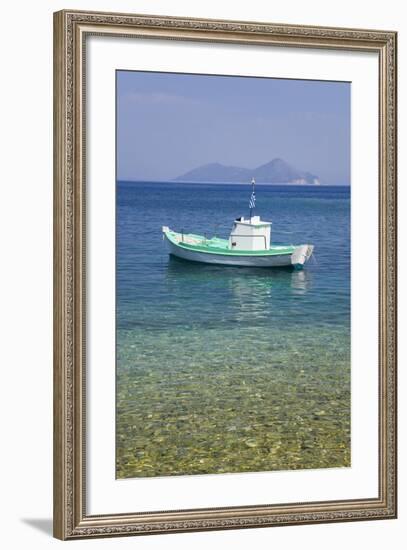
[174, 158, 320, 185]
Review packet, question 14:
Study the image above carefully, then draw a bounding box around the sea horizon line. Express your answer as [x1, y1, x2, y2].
[117, 179, 351, 187]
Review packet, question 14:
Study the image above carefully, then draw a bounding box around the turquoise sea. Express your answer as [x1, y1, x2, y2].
[116, 181, 350, 478]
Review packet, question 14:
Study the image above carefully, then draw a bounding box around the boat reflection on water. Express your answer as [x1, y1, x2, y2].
[166, 255, 312, 291]
[165, 255, 313, 323]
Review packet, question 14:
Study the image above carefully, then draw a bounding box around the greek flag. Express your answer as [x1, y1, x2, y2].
[249, 191, 256, 209]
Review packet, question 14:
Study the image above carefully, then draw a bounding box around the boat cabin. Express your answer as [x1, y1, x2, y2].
[229, 215, 272, 251]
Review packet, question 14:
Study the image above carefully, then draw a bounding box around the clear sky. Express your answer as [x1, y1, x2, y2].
[117, 70, 350, 185]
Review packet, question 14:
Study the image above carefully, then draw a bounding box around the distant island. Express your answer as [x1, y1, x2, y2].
[174, 158, 320, 185]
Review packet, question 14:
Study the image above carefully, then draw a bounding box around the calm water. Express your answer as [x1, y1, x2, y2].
[116, 182, 350, 478]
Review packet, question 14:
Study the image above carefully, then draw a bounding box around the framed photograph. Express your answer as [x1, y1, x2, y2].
[53, 9, 397, 540]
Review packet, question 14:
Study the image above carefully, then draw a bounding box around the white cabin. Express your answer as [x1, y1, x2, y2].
[229, 215, 272, 251]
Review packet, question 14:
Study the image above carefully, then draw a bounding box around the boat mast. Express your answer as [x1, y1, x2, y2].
[249, 177, 256, 220]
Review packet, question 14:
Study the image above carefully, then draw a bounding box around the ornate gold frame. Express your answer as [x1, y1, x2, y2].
[53, 9, 397, 540]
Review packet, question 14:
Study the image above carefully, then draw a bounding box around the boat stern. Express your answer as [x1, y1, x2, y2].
[291, 244, 314, 268]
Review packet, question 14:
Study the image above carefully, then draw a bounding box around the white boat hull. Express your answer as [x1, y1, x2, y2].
[165, 238, 313, 268]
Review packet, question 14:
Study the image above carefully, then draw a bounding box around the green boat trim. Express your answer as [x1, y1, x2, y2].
[165, 230, 297, 257]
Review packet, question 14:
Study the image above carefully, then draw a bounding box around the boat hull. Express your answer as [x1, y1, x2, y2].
[164, 235, 313, 268]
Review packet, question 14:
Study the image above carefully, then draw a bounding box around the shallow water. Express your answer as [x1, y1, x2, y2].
[116, 182, 350, 478]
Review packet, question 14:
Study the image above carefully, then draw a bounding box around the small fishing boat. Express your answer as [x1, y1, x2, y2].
[162, 179, 314, 268]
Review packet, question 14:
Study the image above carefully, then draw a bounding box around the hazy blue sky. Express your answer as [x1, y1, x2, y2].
[117, 70, 350, 185]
